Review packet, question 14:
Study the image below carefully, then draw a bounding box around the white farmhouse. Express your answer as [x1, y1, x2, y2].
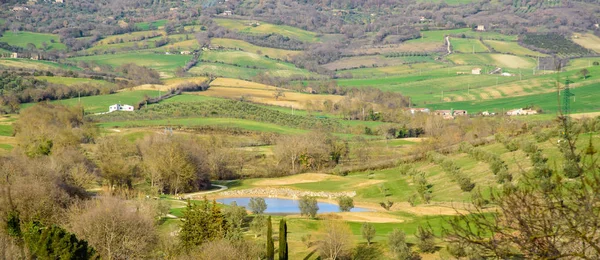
[506, 108, 537, 116]
[109, 104, 134, 112]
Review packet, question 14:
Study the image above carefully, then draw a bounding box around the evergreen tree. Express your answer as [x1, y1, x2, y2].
[279, 219, 288, 260]
[266, 216, 274, 260]
[23, 222, 97, 260]
[179, 197, 230, 250]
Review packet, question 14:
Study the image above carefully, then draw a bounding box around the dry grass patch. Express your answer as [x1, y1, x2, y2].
[210, 78, 276, 90]
[124, 77, 208, 91]
[254, 173, 344, 186]
[321, 212, 405, 223]
[571, 112, 600, 119]
[351, 42, 443, 55]
[322, 55, 405, 71]
[572, 33, 600, 53]
[391, 202, 466, 216]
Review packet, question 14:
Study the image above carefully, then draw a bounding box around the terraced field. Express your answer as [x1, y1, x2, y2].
[21, 90, 158, 113]
[70, 53, 191, 77]
[448, 53, 536, 68]
[210, 38, 302, 60]
[214, 18, 320, 43]
[0, 58, 81, 71]
[35, 76, 114, 86]
[571, 33, 600, 54]
[192, 52, 314, 79]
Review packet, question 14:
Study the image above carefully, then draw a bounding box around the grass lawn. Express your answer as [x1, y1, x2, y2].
[0, 31, 66, 50]
[214, 18, 320, 43]
[21, 90, 157, 114]
[35, 76, 114, 86]
[210, 38, 302, 60]
[135, 20, 168, 30]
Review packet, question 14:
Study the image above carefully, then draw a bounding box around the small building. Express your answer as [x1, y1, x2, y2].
[180, 51, 192, 55]
[409, 108, 430, 114]
[472, 68, 482, 75]
[223, 10, 233, 16]
[169, 7, 179, 11]
[420, 16, 426, 22]
[11, 53, 18, 59]
[506, 108, 538, 116]
[55, 0, 64, 3]
[109, 104, 134, 112]
[476, 25, 485, 31]
[481, 111, 496, 116]
[435, 109, 467, 116]
[595, 24, 599, 29]
[501, 72, 512, 77]
[12, 6, 29, 12]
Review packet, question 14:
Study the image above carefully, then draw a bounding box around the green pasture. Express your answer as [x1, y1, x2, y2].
[98, 117, 308, 135]
[450, 38, 489, 53]
[0, 31, 66, 50]
[409, 28, 470, 43]
[214, 18, 320, 43]
[96, 30, 164, 45]
[70, 53, 191, 77]
[447, 53, 536, 68]
[340, 62, 447, 78]
[21, 90, 157, 114]
[200, 50, 306, 71]
[190, 60, 313, 79]
[457, 31, 518, 41]
[484, 40, 547, 57]
[135, 19, 168, 30]
[210, 38, 302, 60]
[428, 80, 600, 114]
[35, 76, 113, 86]
[0, 58, 81, 71]
[0, 144, 13, 151]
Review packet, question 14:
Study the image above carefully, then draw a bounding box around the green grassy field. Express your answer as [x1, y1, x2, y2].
[135, 20, 168, 30]
[0, 31, 66, 50]
[450, 38, 489, 53]
[0, 125, 13, 137]
[214, 18, 320, 43]
[21, 90, 157, 113]
[484, 40, 547, 57]
[190, 59, 313, 79]
[339, 62, 447, 78]
[210, 38, 302, 60]
[447, 53, 536, 68]
[408, 28, 470, 43]
[201, 50, 306, 71]
[0, 58, 81, 71]
[458, 31, 518, 41]
[428, 80, 600, 114]
[99, 117, 309, 134]
[36, 76, 114, 86]
[96, 30, 164, 45]
[70, 53, 191, 77]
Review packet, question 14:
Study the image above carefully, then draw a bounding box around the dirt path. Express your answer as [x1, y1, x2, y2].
[183, 184, 228, 199]
[445, 36, 452, 54]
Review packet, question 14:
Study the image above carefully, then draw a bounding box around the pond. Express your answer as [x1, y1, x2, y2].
[216, 197, 370, 214]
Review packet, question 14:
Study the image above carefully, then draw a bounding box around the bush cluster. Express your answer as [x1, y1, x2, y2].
[459, 142, 512, 184]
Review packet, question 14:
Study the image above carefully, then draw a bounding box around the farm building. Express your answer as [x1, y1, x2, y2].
[223, 10, 233, 16]
[506, 108, 537, 116]
[109, 104, 134, 112]
[435, 109, 468, 117]
[12, 6, 29, 11]
[180, 51, 192, 55]
[11, 53, 18, 59]
[408, 108, 430, 114]
[476, 25, 485, 31]
[472, 68, 482, 75]
[481, 111, 496, 116]
[501, 72, 512, 77]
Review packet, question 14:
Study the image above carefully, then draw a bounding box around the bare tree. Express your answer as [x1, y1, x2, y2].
[318, 221, 354, 260]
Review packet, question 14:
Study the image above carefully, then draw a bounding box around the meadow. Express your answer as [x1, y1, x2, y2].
[70, 53, 191, 77]
[135, 19, 168, 30]
[0, 31, 66, 50]
[0, 58, 82, 71]
[214, 18, 320, 43]
[35, 76, 114, 86]
[447, 53, 536, 68]
[21, 90, 158, 113]
[210, 38, 302, 60]
[484, 40, 547, 57]
[571, 33, 600, 54]
[450, 38, 489, 53]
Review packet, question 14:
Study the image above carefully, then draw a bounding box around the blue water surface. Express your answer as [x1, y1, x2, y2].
[216, 197, 370, 213]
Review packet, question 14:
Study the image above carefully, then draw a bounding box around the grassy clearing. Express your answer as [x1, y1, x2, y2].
[190, 58, 313, 79]
[0, 58, 81, 71]
[35, 76, 114, 86]
[210, 38, 302, 60]
[0, 143, 13, 151]
[0, 31, 66, 50]
[484, 40, 547, 57]
[450, 38, 489, 53]
[21, 90, 157, 113]
[214, 18, 319, 43]
[135, 20, 168, 30]
[447, 53, 536, 68]
[99, 117, 308, 135]
[70, 53, 191, 77]
[458, 31, 518, 41]
[96, 30, 165, 45]
[340, 62, 447, 78]
[567, 57, 600, 70]
[409, 28, 470, 43]
[571, 33, 600, 54]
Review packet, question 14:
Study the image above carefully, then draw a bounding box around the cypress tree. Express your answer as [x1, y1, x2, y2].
[266, 216, 274, 260]
[278, 219, 288, 260]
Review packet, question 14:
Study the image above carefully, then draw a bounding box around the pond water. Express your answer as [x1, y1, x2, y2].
[216, 197, 370, 214]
